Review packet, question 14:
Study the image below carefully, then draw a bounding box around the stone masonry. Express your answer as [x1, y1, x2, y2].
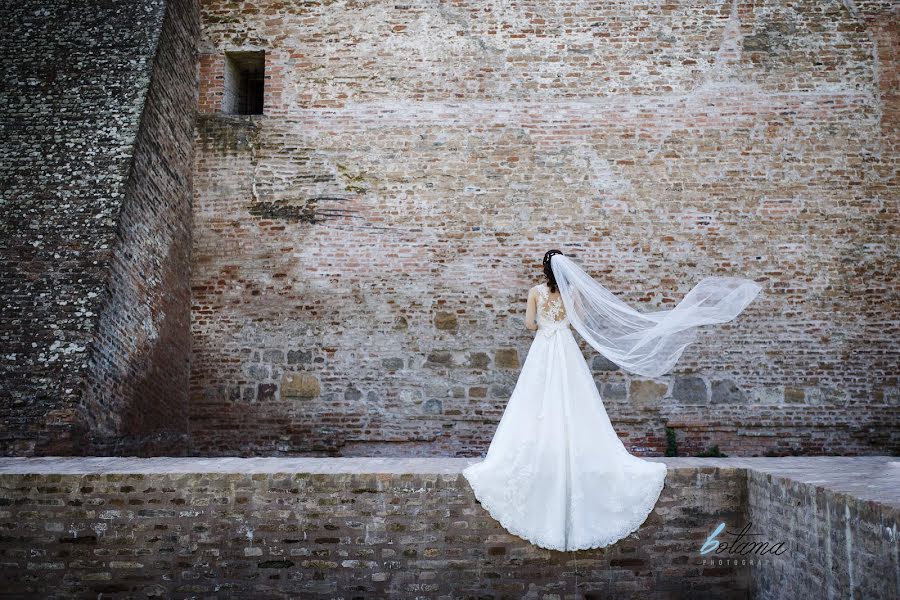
[192, 0, 899, 456]
[0, 456, 896, 598]
[0, 0, 199, 455]
[0, 1, 896, 459]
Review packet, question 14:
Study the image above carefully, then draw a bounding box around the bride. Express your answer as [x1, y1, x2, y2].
[462, 249, 762, 551]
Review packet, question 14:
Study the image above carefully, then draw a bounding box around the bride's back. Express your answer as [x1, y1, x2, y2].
[534, 282, 567, 324]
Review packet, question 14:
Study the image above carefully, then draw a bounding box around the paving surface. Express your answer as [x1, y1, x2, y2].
[1, 455, 897, 507]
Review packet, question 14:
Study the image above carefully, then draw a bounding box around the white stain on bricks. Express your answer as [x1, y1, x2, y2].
[43, 340, 87, 364]
[890, 522, 900, 600]
[824, 495, 836, 600]
[238, 523, 255, 548]
[583, 150, 632, 199]
[91, 522, 108, 539]
[845, 503, 856, 600]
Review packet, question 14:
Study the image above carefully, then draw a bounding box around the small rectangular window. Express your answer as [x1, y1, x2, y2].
[223, 51, 265, 115]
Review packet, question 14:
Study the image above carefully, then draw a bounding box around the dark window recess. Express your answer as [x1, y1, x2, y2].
[223, 51, 265, 115]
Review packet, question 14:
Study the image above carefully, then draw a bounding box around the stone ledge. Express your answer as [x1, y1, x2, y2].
[0, 455, 896, 598]
[1, 455, 896, 506]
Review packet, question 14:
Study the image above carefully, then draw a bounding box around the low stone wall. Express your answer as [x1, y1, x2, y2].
[745, 458, 900, 600]
[0, 457, 895, 598]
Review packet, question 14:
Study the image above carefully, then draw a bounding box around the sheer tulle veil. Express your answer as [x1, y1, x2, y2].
[550, 254, 763, 378]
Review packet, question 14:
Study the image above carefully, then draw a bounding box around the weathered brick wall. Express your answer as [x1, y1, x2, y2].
[81, 0, 200, 456]
[1, 456, 896, 598]
[747, 467, 899, 600]
[191, 0, 898, 456]
[0, 0, 199, 455]
[0, 459, 750, 598]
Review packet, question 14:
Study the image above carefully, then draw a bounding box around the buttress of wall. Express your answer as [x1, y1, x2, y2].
[191, 0, 899, 457]
[0, 0, 191, 455]
[81, 0, 200, 456]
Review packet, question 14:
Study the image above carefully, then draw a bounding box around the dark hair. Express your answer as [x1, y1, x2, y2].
[542, 249, 563, 293]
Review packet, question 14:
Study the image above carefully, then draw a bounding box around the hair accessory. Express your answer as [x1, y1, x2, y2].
[543, 249, 563, 266]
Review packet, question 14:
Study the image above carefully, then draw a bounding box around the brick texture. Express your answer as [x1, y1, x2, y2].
[748, 469, 899, 599]
[191, 0, 899, 456]
[0, 456, 896, 598]
[0, 460, 749, 598]
[0, 0, 199, 456]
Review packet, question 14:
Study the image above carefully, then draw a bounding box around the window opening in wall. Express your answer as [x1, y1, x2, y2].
[223, 51, 265, 115]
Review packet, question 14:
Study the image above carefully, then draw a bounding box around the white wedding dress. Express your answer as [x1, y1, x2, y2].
[462, 282, 668, 552]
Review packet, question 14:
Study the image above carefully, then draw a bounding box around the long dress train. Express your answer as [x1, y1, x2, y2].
[462, 282, 667, 552]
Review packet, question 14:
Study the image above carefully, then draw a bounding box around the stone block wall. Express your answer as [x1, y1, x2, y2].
[191, 0, 899, 456]
[0, 0, 199, 455]
[0, 456, 896, 598]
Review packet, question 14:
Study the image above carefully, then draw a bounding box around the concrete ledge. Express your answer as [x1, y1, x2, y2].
[0, 456, 896, 598]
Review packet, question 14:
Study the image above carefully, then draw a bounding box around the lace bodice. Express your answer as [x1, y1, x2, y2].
[535, 283, 570, 337]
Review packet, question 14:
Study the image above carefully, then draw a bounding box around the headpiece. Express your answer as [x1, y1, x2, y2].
[543, 249, 563, 267]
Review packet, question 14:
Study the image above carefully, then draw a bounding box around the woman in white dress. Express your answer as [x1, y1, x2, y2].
[462, 249, 762, 551]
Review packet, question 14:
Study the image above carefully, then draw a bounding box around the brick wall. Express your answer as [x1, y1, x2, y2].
[191, 0, 899, 456]
[747, 465, 899, 599]
[0, 459, 750, 598]
[0, 0, 199, 455]
[81, 0, 200, 456]
[0, 456, 896, 598]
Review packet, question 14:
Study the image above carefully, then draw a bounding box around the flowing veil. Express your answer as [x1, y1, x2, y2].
[551, 254, 763, 378]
